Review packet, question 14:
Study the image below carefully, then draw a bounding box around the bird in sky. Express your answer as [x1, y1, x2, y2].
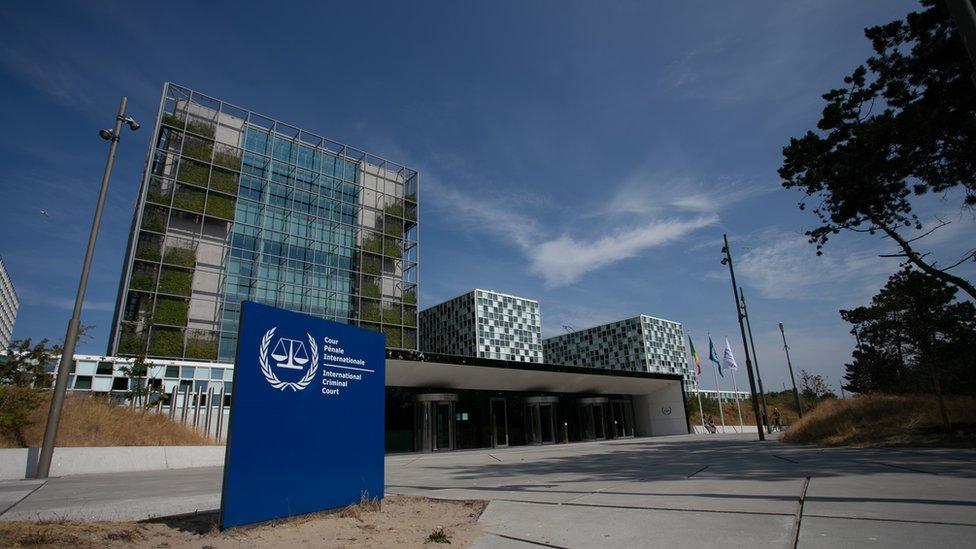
[39, 209, 49, 217]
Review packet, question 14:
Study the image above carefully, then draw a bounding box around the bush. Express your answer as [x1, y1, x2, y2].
[205, 194, 236, 220]
[186, 119, 215, 138]
[0, 386, 44, 447]
[363, 235, 383, 254]
[383, 327, 402, 348]
[129, 271, 156, 291]
[403, 290, 416, 305]
[163, 246, 196, 268]
[210, 168, 239, 194]
[141, 211, 166, 233]
[181, 137, 213, 162]
[135, 240, 161, 262]
[153, 297, 188, 326]
[118, 331, 147, 355]
[361, 282, 381, 299]
[185, 334, 217, 360]
[360, 301, 380, 322]
[148, 328, 184, 356]
[384, 237, 402, 259]
[214, 149, 242, 170]
[403, 331, 416, 349]
[382, 305, 402, 325]
[177, 159, 210, 187]
[158, 268, 191, 296]
[162, 113, 185, 129]
[173, 186, 206, 213]
[362, 254, 381, 275]
[384, 219, 403, 238]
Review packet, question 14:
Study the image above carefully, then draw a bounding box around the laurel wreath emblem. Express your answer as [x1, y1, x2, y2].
[259, 327, 319, 392]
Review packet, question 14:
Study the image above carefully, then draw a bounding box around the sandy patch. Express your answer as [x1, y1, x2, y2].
[0, 495, 487, 548]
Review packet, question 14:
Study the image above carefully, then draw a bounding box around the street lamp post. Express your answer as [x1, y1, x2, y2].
[779, 322, 803, 418]
[739, 287, 770, 434]
[35, 96, 138, 479]
[721, 234, 765, 441]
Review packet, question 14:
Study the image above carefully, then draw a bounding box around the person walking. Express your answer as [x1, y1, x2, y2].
[772, 407, 782, 433]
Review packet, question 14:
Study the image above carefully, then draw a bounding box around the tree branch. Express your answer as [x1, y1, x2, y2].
[866, 213, 976, 301]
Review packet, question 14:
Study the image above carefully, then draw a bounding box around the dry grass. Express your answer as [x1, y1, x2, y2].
[0, 394, 214, 448]
[781, 394, 976, 448]
[0, 495, 487, 548]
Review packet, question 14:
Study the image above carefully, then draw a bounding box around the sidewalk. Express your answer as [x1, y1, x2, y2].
[2, 434, 974, 547]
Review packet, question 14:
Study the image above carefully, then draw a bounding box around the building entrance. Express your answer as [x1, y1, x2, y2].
[490, 397, 509, 448]
[413, 393, 458, 452]
[579, 397, 609, 441]
[610, 399, 635, 438]
[523, 396, 558, 444]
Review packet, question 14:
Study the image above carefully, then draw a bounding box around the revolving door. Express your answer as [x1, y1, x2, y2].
[414, 393, 458, 452]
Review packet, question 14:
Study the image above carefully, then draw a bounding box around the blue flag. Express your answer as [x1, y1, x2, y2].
[708, 336, 723, 377]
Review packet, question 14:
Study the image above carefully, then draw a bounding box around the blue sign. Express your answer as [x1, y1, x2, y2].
[220, 301, 386, 528]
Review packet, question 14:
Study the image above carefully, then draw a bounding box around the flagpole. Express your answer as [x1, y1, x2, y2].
[688, 334, 706, 433]
[731, 369, 744, 431]
[711, 355, 726, 432]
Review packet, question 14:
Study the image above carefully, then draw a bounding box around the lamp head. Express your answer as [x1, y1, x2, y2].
[721, 258, 729, 265]
[721, 246, 728, 254]
[99, 129, 114, 140]
[123, 117, 140, 131]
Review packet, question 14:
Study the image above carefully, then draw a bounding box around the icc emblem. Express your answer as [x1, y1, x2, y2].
[661, 406, 672, 416]
[259, 327, 319, 391]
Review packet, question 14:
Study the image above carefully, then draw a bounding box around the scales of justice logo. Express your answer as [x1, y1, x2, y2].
[259, 327, 319, 391]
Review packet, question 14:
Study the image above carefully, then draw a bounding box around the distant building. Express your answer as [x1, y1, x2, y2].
[419, 289, 543, 362]
[543, 315, 698, 392]
[0, 257, 18, 349]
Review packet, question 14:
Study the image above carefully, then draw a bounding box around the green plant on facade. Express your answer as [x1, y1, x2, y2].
[118, 332, 147, 355]
[158, 268, 191, 296]
[403, 290, 416, 305]
[182, 139, 213, 162]
[382, 304, 402, 325]
[185, 334, 217, 360]
[173, 186, 206, 213]
[383, 327, 402, 348]
[361, 281, 381, 299]
[362, 254, 381, 275]
[186, 119, 215, 139]
[402, 311, 416, 327]
[384, 237, 402, 259]
[206, 194, 236, 220]
[153, 297, 188, 326]
[178, 161, 209, 187]
[148, 328, 184, 356]
[404, 205, 417, 222]
[403, 331, 416, 349]
[363, 234, 383, 254]
[214, 149, 242, 170]
[162, 114, 185, 129]
[129, 271, 156, 291]
[163, 246, 196, 268]
[210, 169, 239, 194]
[360, 301, 380, 322]
[135, 241, 161, 262]
[141, 211, 166, 233]
[384, 203, 404, 218]
[383, 219, 403, 238]
[405, 193, 417, 203]
[147, 187, 171, 205]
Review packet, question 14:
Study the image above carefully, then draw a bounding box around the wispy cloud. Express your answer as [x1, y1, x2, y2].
[426, 171, 726, 287]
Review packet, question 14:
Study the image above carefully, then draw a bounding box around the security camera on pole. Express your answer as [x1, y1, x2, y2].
[35, 97, 139, 479]
[720, 234, 765, 441]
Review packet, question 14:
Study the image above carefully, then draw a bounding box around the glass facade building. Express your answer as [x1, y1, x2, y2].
[109, 83, 419, 362]
[543, 315, 698, 392]
[0, 256, 18, 349]
[419, 289, 543, 362]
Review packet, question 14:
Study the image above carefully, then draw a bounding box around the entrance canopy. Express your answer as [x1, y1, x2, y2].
[384, 351, 689, 436]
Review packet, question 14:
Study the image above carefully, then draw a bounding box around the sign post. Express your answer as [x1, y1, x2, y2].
[220, 301, 386, 528]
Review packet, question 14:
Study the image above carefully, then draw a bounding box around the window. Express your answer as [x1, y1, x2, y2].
[112, 377, 129, 391]
[74, 376, 93, 390]
[96, 361, 114, 375]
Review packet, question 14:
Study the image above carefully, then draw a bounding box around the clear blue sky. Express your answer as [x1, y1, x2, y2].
[2, 0, 971, 394]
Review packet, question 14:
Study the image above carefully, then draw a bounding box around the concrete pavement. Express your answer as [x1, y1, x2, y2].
[1, 434, 974, 547]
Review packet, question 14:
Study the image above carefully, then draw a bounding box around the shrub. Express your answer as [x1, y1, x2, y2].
[362, 254, 381, 275]
[382, 305, 401, 325]
[205, 194, 236, 220]
[118, 332, 147, 355]
[360, 301, 380, 322]
[384, 203, 404, 218]
[405, 205, 417, 222]
[177, 160, 209, 187]
[153, 297, 188, 326]
[384, 237, 402, 258]
[384, 219, 403, 238]
[363, 235, 383, 254]
[141, 211, 166, 233]
[210, 168, 239, 194]
[403, 290, 417, 305]
[161, 113, 185, 129]
[214, 149, 242, 170]
[186, 119, 215, 138]
[163, 247, 196, 268]
[135, 240, 161, 262]
[148, 328, 184, 356]
[360, 282, 381, 299]
[173, 186, 206, 213]
[0, 386, 44, 447]
[158, 268, 191, 296]
[185, 334, 217, 360]
[383, 327, 401, 348]
[181, 137, 213, 162]
[129, 271, 156, 291]
[403, 331, 416, 349]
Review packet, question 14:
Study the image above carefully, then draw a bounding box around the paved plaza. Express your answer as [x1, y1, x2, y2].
[2, 434, 975, 547]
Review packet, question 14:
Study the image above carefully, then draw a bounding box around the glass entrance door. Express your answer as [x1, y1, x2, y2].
[610, 400, 634, 438]
[490, 398, 509, 448]
[413, 393, 457, 452]
[523, 396, 559, 445]
[578, 397, 610, 441]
